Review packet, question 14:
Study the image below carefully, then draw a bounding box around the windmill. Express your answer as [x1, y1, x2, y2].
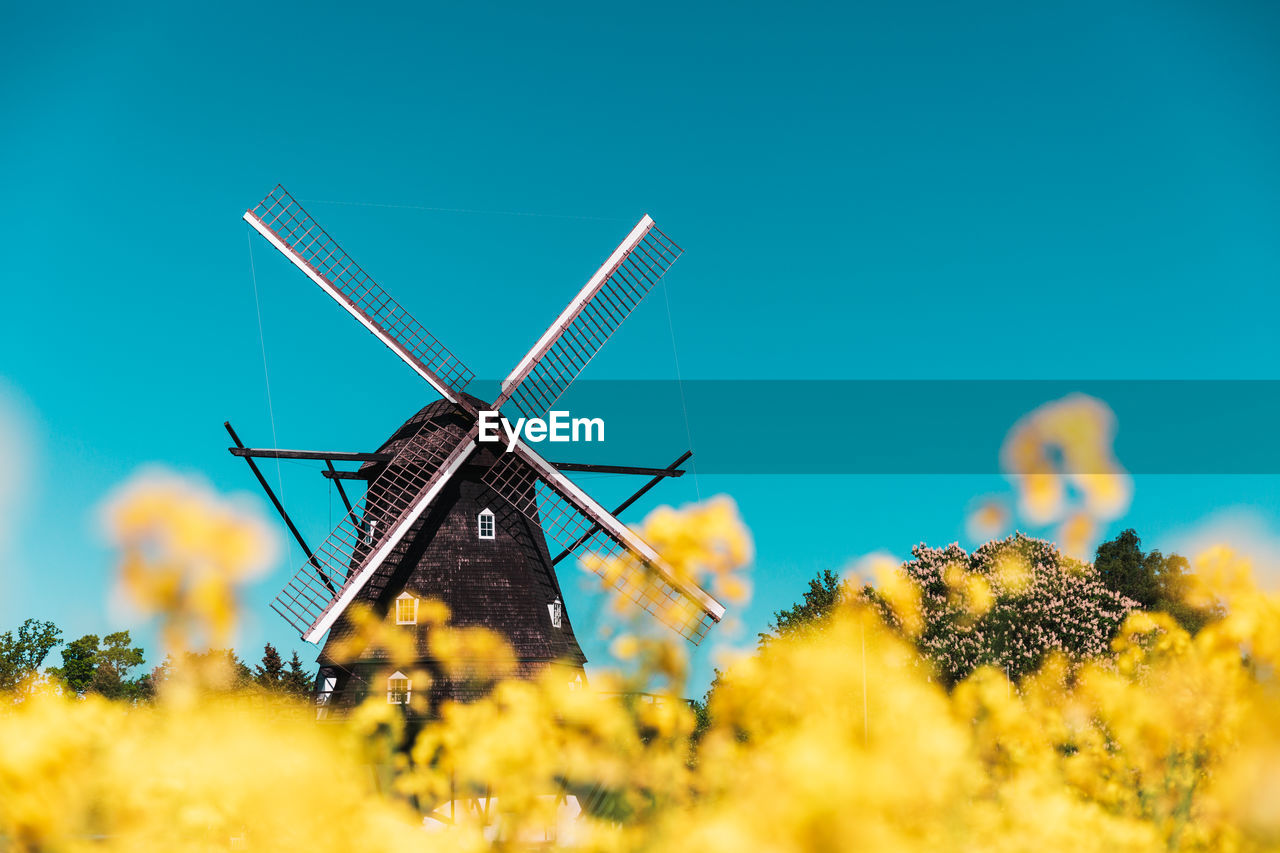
[228, 186, 724, 717]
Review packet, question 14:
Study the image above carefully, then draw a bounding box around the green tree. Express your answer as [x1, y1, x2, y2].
[51, 631, 147, 701]
[0, 619, 62, 691]
[148, 649, 254, 694]
[1094, 529, 1159, 608]
[90, 659, 124, 699]
[1093, 529, 1217, 634]
[874, 534, 1136, 686]
[99, 632, 145, 676]
[96, 632, 146, 701]
[761, 568, 847, 646]
[49, 634, 101, 694]
[255, 643, 285, 691]
[754, 535, 1138, 689]
[282, 651, 312, 700]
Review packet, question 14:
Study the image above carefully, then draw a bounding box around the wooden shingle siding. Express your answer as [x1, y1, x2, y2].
[319, 397, 588, 717]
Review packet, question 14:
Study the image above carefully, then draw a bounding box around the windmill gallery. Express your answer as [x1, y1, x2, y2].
[225, 186, 722, 722]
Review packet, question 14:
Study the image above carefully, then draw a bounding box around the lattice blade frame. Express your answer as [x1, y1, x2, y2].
[245, 185, 475, 407]
[273, 422, 476, 644]
[497, 216, 682, 420]
[482, 444, 724, 643]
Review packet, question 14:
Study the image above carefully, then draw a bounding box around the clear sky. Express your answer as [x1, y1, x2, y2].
[3, 0, 1279, 692]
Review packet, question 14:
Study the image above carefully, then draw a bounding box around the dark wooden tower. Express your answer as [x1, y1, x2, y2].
[229, 186, 725, 721]
[316, 397, 588, 715]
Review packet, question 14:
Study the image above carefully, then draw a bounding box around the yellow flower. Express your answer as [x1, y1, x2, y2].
[7, 467, 1280, 852]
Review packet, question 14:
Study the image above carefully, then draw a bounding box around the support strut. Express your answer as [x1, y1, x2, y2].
[224, 421, 336, 594]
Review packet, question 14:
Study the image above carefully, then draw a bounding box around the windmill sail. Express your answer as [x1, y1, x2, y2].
[497, 216, 682, 420]
[244, 186, 475, 406]
[482, 445, 723, 643]
[241, 184, 725, 652]
[273, 422, 476, 644]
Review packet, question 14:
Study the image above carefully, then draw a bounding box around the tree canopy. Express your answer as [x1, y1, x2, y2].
[50, 631, 149, 701]
[882, 533, 1137, 686]
[1093, 528, 1216, 634]
[762, 568, 846, 645]
[0, 619, 62, 691]
[253, 644, 313, 700]
[1, 617, 315, 705]
[754, 533, 1151, 689]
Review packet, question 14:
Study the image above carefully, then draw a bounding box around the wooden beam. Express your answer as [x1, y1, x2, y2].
[229, 447, 392, 462]
[551, 451, 693, 565]
[318, 460, 685, 481]
[224, 422, 337, 594]
[545, 462, 685, 477]
[322, 468, 376, 481]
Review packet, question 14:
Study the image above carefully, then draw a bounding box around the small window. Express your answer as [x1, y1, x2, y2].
[548, 598, 563, 629]
[569, 673, 583, 691]
[387, 671, 411, 704]
[395, 592, 418, 625]
[363, 517, 378, 546]
[316, 671, 337, 704]
[478, 508, 495, 540]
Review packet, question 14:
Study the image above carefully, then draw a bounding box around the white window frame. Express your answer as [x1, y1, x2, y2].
[316, 672, 336, 720]
[395, 592, 418, 625]
[478, 508, 495, 540]
[316, 671, 337, 704]
[387, 671, 411, 705]
[548, 598, 563, 629]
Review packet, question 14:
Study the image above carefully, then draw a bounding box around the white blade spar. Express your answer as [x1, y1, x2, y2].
[482, 441, 724, 643]
[272, 423, 476, 644]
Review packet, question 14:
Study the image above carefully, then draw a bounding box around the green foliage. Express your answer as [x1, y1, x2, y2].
[148, 649, 254, 693]
[689, 668, 725, 747]
[49, 634, 100, 694]
[761, 568, 847, 646]
[50, 630, 148, 701]
[99, 632, 145, 675]
[1094, 529, 1159, 607]
[1, 618, 309, 707]
[885, 534, 1136, 687]
[253, 644, 312, 700]
[254, 643, 285, 690]
[0, 619, 63, 690]
[94, 632, 147, 701]
[1093, 529, 1218, 634]
[282, 650, 313, 700]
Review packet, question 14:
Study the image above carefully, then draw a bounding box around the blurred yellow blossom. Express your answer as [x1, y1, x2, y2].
[637, 495, 753, 606]
[5, 464, 1280, 853]
[101, 468, 278, 658]
[1057, 510, 1097, 561]
[998, 394, 1132, 561]
[966, 497, 1011, 542]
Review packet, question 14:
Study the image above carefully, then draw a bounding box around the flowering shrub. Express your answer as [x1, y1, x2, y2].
[873, 533, 1139, 685]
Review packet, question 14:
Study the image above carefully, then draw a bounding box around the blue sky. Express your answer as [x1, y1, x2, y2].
[2, 0, 1279, 692]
